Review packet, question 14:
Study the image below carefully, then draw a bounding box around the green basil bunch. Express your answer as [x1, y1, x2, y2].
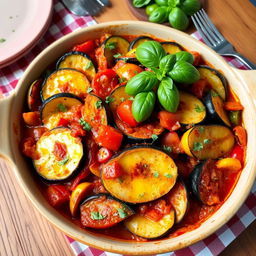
[125, 41, 200, 122]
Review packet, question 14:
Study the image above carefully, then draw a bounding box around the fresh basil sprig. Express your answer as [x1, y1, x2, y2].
[175, 51, 194, 63]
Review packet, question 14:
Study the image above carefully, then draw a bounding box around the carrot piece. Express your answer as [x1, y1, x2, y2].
[233, 126, 247, 147]
[22, 111, 41, 126]
[224, 101, 244, 111]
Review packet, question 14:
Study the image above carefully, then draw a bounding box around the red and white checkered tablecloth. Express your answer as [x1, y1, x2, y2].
[0, 1, 255, 256]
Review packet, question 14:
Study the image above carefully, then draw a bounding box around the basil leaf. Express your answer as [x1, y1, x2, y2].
[169, 7, 189, 31]
[175, 51, 194, 64]
[156, 0, 169, 6]
[181, 0, 201, 16]
[149, 6, 169, 23]
[133, 0, 151, 8]
[125, 71, 158, 95]
[169, 60, 200, 83]
[157, 77, 179, 112]
[132, 91, 156, 122]
[159, 54, 176, 78]
[136, 41, 166, 68]
[168, 0, 180, 8]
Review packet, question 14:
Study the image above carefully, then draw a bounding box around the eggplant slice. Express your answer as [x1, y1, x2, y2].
[128, 36, 153, 50]
[41, 93, 83, 129]
[176, 91, 206, 125]
[204, 90, 231, 126]
[102, 146, 178, 204]
[33, 127, 83, 181]
[109, 85, 164, 142]
[80, 194, 134, 229]
[41, 68, 90, 101]
[181, 125, 235, 160]
[27, 79, 42, 111]
[197, 65, 228, 100]
[160, 42, 184, 54]
[56, 51, 96, 81]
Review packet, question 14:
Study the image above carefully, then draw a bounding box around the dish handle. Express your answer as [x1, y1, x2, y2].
[0, 93, 15, 164]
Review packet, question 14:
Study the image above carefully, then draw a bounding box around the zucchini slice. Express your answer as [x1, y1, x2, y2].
[27, 79, 42, 111]
[166, 180, 188, 223]
[190, 160, 223, 205]
[128, 36, 153, 50]
[124, 209, 175, 239]
[33, 127, 83, 181]
[204, 90, 231, 126]
[80, 194, 134, 229]
[104, 36, 130, 68]
[41, 68, 90, 100]
[176, 91, 206, 125]
[41, 93, 83, 129]
[82, 93, 110, 127]
[56, 51, 96, 81]
[181, 125, 235, 160]
[109, 86, 164, 141]
[102, 146, 178, 204]
[160, 42, 184, 54]
[197, 65, 228, 100]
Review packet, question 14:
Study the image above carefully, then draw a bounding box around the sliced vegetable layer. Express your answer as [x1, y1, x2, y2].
[161, 42, 184, 54]
[33, 127, 83, 181]
[102, 146, 178, 203]
[129, 36, 153, 50]
[80, 194, 134, 228]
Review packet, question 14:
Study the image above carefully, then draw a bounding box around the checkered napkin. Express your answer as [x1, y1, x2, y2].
[0, 1, 255, 255]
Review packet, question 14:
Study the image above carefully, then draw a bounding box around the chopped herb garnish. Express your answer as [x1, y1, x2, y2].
[139, 192, 145, 198]
[151, 134, 158, 143]
[212, 91, 219, 97]
[79, 118, 91, 131]
[101, 117, 105, 123]
[113, 53, 122, 58]
[120, 97, 125, 102]
[193, 142, 204, 151]
[58, 157, 69, 166]
[105, 42, 117, 50]
[198, 127, 205, 133]
[153, 171, 159, 178]
[194, 104, 205, 113]
[95, 100, 102, 109]
[163, 145, 172, 154]
[90, 211, 105, 220]
[0, 38, 6, 43]
[118, 77, 126, 83]
[117, 208, 128, 218]
[105, 96, 115, 104]
[128, 96, 134, 101]
[85, 61, 93, 69]
[164, 173, 172, 178]
[57, 103, 67, 112]
[87, 87, 93, 93]
[203, 139, 211, 144]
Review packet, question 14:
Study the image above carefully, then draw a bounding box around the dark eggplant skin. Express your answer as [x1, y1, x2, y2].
[204, 90, 231, 127]
[160, 42, 184, 54]
[115, 57, 140, 65]
[128, 36, 153, 51]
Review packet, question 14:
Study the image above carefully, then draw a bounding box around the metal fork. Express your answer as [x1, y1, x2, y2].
[191, 9, 256, 70]
[62, 0, 110, 16]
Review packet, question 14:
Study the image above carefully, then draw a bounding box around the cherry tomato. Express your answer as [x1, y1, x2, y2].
[72, 40, 96, 54]
[161, 131, 183, 154]
[229, 144, 244, 164]
[95, 125, 123, 151]
[117, 100, 139, 127]
[233, 126, 247, 147]
[46, 185, 70, 207]
[92, 69, 119, 99]
[116, 63, 143, 81]
[102, 161, 122, 179]
[97, 147, 113, 163]
[158, 111, 180, 131]
[57, 118, 69, 127]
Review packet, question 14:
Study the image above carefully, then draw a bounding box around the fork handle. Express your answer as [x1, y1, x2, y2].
[221, 53, 256, 70]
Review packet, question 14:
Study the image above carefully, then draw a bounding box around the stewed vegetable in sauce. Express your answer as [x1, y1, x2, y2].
[21, 33, 247, 240]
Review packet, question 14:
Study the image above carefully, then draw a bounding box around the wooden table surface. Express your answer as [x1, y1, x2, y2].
[1, 1, 256, 256]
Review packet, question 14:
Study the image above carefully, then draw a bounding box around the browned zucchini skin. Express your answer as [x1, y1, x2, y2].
[128, 36, 153, 51]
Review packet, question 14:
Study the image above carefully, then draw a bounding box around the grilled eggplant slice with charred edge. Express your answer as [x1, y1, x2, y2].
[115, 57, 140, 65]
[166, 180, 188, 223]
[80, 194, 134, 228]
[41, 93, 83, 129]
[181, 125, 235, 160]
[56, 51, 96, 81]
[104, 36, 130, 68]
[41, 68, 90, 100]
[160, 42, 184, 54]
[27, 79, 42, 111]
[82, 93, 111, 127]
[204, 90, 231, 126]
[197, 65, 228, 100]
[124, 208, 175, 239]
[128, 36, 153, 50]
[176, 91, 206, 125]
[190, 160, 224, 205]
[33, 127, 84, 182]
[102, 146, 178, 204]
[109, 86, 164, 142]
